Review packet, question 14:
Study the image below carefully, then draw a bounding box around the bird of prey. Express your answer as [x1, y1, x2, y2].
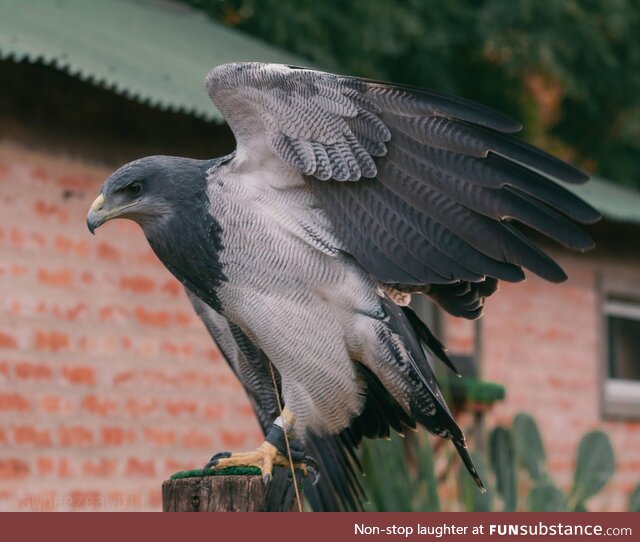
[86, 62, 599, 510]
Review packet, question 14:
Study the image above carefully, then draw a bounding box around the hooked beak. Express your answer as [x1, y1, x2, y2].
[87, 194, 106, 235]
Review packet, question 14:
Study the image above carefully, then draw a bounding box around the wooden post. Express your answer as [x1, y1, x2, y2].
[162, 467, 304, 512]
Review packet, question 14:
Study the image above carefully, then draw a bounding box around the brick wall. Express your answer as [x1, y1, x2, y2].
[0, 143, 262, 511]
[444, 254, 640, 511]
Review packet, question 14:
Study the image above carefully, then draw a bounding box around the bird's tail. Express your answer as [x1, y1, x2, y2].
[453, 438, 485, 492]
[381, 297, 485, 491]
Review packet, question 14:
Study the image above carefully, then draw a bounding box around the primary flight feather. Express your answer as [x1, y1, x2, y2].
[87, 63, 599, 510]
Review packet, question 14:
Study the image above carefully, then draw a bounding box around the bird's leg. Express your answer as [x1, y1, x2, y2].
[205, 407, 317, 483]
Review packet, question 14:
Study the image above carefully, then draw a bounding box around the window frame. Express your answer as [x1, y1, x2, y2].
[600, 273, 640, 419]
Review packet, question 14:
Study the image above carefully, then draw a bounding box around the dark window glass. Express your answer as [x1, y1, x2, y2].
[607, 311, 640, 381]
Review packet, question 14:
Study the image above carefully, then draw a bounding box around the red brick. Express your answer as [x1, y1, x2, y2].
[98, 305, 129, 323]
[182, 429, 212, 449]
[10, 264, 27, 277]
[82, 458, 117, 477]
[36, 457, 54, 476]
[0, 392, 30, 411]
[143, 427, 176, 446]
[34, 330, 70, 353]
[39, 396, 73, 414]
[34, 200, 69, 222]
[14, 426, 52, 447]
[15, 361, 52, 380]
[56, 173, 93, 190]
[81, 395, 117, 416]
[0, 428, 7, 445]
[55, 302, 87, 321]
[203, 402, 225, 420]
[147, 489, 163, 509]
[113, 370, 135, 385]
[220, 429, 248, 449]
[100, 426, 136, 446]
[58, 425, 94, 447]
[0, 459, 29, 479]
[165, 399, 198, 416]
[8, 300, 21, 315]
[125, 458, 155, 477]
[37, 268, 73, 288]
[164, 459, 194, 473]
[238, 403, 255, 418]
[58, 458, 73, 478]
[9, 228, 25, 248]
[175, 311, 194, 326]
[134, 306, 170, 327]
[55, 235, 89, 258]
[125, 397, 157, 416]
[0, 331, 18, 349]
[96, 241, 122, 262]
[30, 166, 49, 181]
[120, 275, 156, 294]
[161, 341, 193, 358]
[80, 271, 94, 284]
[62, 365, 95, 385]
[161, 279, 181, 296]
[180, 371, 211, 387]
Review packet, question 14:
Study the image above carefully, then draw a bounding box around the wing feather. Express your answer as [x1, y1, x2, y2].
[206, 62, 600, 292]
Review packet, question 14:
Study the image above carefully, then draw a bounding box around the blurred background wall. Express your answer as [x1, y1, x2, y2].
[1, 0, 639, 511]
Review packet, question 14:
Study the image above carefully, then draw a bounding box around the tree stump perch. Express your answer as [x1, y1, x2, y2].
[162, 467, 305, 512]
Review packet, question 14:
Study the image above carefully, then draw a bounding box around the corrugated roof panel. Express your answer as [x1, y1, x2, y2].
[0, 0, 309, 121]
[565, 177, 640, 225]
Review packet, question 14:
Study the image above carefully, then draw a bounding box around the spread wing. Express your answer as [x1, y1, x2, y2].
[206, 62, 600, 289]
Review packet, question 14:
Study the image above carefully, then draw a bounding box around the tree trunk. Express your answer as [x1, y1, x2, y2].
[162, 467, 304, 512]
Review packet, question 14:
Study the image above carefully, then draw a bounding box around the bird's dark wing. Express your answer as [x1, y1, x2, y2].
[206, 62, 600, 288]
[185, 291, 366, 511]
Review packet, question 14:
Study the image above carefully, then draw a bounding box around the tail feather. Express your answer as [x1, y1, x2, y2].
[454, 439, 485, 492]
[382, 296, 485, 491]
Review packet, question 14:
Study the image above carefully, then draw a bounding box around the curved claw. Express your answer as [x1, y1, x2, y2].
[303, 455, 321, 486]
[204, 451, 231, 469]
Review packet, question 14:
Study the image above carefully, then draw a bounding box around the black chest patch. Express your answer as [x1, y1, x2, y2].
[145, 172, 227, 312]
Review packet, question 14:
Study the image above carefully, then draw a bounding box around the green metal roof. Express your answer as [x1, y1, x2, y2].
[0, 0, 308, 122]
[1, 0, 639, 223]
[565, 177, 640, 226]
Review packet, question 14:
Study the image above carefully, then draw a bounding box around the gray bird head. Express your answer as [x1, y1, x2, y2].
[87, 156, 211, 234]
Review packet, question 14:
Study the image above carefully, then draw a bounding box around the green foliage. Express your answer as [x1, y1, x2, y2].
[569, 430, 616, 509]
[359, 432, 440, 511]
[527, 482, 568, 512]
[359, 412, 623, 511]
[457, 451, 493, 512]
[628, 483, 640, 512]
[512, 413, 546, 482]
[183, 0, 640, 188]
[489, 417, 615, 512]
[489, 426, 517, 511]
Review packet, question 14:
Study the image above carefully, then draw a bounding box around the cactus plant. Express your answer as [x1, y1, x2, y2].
[488, 426, 517, 511]
[628, 483, 640, 512]
[360, 411, 624, 512]
[527, 482, 568, 511]
[458, 451, 493, 511]
[360, 432, 440, 511]
[512, 412, 547, 482]
[568, 430, 616, 510]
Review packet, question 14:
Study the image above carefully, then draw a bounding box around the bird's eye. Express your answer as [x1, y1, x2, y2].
[123, 182, 142, 196]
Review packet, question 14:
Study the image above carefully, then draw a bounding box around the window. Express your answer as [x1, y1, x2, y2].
[603, 297, 640, 418]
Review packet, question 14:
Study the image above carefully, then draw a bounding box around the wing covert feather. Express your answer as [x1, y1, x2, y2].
[206, 62, 599, 288]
